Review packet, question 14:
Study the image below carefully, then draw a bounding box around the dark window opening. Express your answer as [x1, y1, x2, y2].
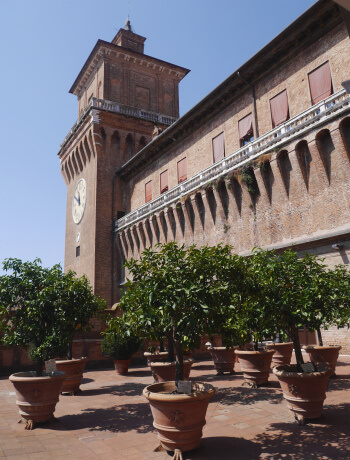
[76, 246, 80, 257]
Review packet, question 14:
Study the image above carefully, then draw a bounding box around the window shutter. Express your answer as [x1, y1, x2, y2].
[308, 62, 332, 105]
[145, 181, 152, 203]
[177, 157, 187, 183]
[160, 170, 168, 194]
[270, 90, 289, 128]
[212, 132, 225, 163]
[238, 113, 253, 140]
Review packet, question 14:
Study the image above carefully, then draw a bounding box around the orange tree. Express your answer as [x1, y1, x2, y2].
[0, 258, 106, 375]
[249, 249, 350, 369]
[115, 242, 248, 386]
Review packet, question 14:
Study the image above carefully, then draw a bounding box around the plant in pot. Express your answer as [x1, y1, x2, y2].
[250, 249, 341, 425]
[52, 270, 106, 395]
[302, 263, 350, 376]
[101, 317, 142, 375]
[0, 258, 105, 429]
[117, 242, 237, 459]
[206, 253, 253, 376]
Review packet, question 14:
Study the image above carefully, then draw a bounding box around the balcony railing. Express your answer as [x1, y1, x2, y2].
[60, 98, 177, 150]
[115, 89, 349, 232]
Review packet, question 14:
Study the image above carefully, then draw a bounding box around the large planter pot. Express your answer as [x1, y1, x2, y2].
[143, 381, 215, 456]
[236, 349, 275, 387]
[208, 347, 236, 375]
[266, 342, 294, 367]
[144, 351, 169, 366]
[55, 357, 88, 395]
[273, 364, 333, 425]
[303, 345, 341, 376]
[9, 371, 66, 430]
[150, 359, 194, 383]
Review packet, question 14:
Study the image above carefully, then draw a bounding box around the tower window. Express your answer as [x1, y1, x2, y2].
[270, 90, 289, 128]
[212, 132, 225, 163]
[160, 170, 168, 194]
[145, 180, 152, 203]
[76, 246, 80, 257]
[177, 157, 187, 183]
[308, 61, 333, 105]
[238, 113, 254, 146]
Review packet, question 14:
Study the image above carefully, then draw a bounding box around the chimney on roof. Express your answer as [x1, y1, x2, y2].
[111, 18, 146, 54]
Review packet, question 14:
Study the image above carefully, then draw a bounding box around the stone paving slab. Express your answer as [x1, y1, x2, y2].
[0, 357, 349, 459]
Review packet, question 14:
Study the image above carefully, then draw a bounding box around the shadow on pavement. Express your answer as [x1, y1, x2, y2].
[181, 436, 262, 459]
[57, 402, 154, 434]
[78, 382, 147, 397]
[254, 404, 350, 459]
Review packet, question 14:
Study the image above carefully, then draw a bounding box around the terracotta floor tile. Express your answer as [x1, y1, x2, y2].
[1, 357, 350, 460]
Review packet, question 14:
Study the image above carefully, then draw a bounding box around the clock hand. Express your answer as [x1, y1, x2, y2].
[74, 195, 80, 205]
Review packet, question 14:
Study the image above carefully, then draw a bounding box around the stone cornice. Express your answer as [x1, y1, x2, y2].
[116, 0, 343, 182]
[70, 40, 190, 96]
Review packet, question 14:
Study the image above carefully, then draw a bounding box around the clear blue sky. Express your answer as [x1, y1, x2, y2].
[0, 0, 315, 272]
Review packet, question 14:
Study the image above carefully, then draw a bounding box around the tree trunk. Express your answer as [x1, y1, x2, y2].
[291, 327, 304, 370]
[174, 338, 184, 390]
[167, 334, 175, 362]
[67, 342, 73, 360]
[159, 338, 164, 353]
[317, 328, 323, 346]
[36, 357, 44, 377]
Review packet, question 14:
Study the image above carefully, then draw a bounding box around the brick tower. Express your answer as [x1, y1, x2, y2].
[58, 19, 190, 307]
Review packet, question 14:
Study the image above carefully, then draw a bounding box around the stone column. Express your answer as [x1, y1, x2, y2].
[212, 184, 226, 223]
[150, 216, 160, 245]
[119, 231, 129, 259]
[189, 194, 202, 237]
[142, 220, 152, 248]
[172, 203, 184, 239]
[164, 208, 176, 241]
[155, 212, 167, 243]
[307, 139, 329, 192]
[200, 189, 214, 232]
[136, 223, 146, 253]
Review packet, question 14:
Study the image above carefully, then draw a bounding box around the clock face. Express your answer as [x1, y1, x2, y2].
[72, 179, 87, 224]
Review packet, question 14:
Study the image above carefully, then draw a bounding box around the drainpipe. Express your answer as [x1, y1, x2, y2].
[111, 171, 118, 307]
[237, 72, 259, 138]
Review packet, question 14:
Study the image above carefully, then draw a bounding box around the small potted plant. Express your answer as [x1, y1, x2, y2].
[144, 342, 169, 366]
[117, 243, 240, 458]
[0, 259, 101, 429]
[101, 317, 142, 375]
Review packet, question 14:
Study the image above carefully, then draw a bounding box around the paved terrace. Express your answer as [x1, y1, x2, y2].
[0, 357, 349, 460]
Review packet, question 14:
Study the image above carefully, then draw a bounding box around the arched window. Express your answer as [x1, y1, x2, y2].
[126, 134, 133, 159]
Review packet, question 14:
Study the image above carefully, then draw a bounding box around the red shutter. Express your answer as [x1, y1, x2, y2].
[177, 157, 187, 183]
[270, 90, 289, 128]
[212, 132, 225, 163]
[160, 170, 168, 194]
[145, 181, 152, 203]
[238, 113, 253, 140]
[308, 62, 332, 105]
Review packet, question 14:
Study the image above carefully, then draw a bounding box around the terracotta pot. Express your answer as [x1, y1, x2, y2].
[143, 381, 215, 454]
[113, 359, 131, 375]
[236, 349, 275, 387]
[273, 364, 333, 425]
[303, 345, 341, 375]
[55, 357, 88, 395]
[208, 347, 236, 375]
[144, 351, 169, 366]
[150, 359, 194, 383]
[9, 371, 66, 430]
[266, 342, 294, 367]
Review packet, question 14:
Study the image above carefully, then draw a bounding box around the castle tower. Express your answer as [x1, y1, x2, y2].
[58, 20, 190, 307]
